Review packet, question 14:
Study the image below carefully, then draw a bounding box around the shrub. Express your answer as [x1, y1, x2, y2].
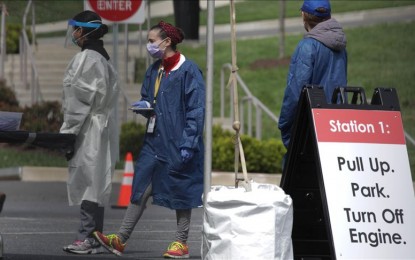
[119, 121, 146, 159]
[212, 125, 286, 173]
[0, 81, 286, 172]
[134, 57, 147, 83]
[0, 81, 20, 110]
[6, 24, 32, 54]
[119, 123, 286, 173]
[256, 138, 285, 173]
[212, 135, 235, 172]
[20, 101, 63, 132]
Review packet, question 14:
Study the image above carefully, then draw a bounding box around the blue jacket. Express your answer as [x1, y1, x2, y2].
[278, 18, 347, 148]
[131, 54, 205, 209]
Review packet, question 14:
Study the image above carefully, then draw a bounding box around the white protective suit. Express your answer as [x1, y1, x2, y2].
[60, 49, 119, 206]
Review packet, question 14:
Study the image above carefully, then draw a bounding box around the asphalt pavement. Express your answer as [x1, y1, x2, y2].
[0, 169, 280, 259]
[0, 181, 204, 260]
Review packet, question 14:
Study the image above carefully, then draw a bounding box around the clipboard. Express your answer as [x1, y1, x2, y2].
[128, 107, 154, 117]
[128, 107, 154, 112]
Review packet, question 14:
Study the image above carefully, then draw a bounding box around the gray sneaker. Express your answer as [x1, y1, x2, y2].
[63, 238, 105, 254]
[63, 240, 83, 252]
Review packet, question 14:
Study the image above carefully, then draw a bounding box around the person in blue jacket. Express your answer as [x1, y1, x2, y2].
[94, 21, 205, 259]
[278, 0, 347, 152]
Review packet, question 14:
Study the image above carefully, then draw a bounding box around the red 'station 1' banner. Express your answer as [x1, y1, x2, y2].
[312, 109, 405, 145]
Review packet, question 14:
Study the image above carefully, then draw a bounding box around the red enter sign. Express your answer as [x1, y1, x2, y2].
[87, 0, 142, 22]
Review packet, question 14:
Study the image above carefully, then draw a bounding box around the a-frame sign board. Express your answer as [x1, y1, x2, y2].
[280, 86, 415, 259]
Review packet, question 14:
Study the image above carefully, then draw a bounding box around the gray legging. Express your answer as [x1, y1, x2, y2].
[78, 200, 104, 241]
[117, 184, 192, 244]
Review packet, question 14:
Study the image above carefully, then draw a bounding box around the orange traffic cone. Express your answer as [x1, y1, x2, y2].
[112, 152, 134, 209]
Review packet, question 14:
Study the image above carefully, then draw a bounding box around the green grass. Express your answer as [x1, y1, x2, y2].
[3, 0, 83, 25]
[0, 145, 125, 169]
[179, 21, 415, 178]
[202, 0, 415, 25]
[4, 0, 412, 36]
[0, 145, 67, 168]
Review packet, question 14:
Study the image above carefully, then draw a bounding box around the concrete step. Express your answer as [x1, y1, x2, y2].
[13, 83, 139, 105]
[9, 62, 138, 95]
[4, 37, 147, 128]
[6, 59, 134, 76]
[14, 96, 147, 129]
[4, 56, 137, 100]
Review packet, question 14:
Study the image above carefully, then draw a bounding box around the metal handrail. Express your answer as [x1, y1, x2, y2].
[220, 63, 278, 140]
[20, 0, 41, 105]
[118, 82, 139, 124]
[220, 62, 415, 147]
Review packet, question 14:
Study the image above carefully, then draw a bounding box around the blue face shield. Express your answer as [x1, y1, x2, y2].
[64, 19, 102, 48]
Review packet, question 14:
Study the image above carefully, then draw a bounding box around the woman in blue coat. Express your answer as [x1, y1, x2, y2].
[94, 21, 205, 259]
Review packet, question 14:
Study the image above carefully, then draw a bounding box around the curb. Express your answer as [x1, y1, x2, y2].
[1, 167, 413, 190]
[0, 167, 22, 180]
[0, 167, 281, 186]
[0, 167, 125, 183]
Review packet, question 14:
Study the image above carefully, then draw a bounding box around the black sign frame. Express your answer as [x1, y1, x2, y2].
[280, 86, 401, 260]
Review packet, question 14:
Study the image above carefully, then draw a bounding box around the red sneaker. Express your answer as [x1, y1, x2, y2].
[93, 231, 125, 256]
[163, 241, 189, 259]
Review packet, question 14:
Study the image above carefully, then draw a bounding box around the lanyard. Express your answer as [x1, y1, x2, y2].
[153, 65, 164, 104]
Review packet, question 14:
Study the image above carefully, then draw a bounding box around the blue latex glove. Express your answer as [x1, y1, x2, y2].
[131, 100, 148, 108]
[130, 100, 152, 116]
[181, 148, 194, 163]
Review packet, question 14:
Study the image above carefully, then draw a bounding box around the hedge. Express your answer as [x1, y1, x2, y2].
[1, 82, 286, 172]
[6, 24, 33, 54]
[119, 123, 285, 173]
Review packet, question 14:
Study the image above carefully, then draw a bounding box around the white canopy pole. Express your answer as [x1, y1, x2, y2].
[204, 0, 215, 205]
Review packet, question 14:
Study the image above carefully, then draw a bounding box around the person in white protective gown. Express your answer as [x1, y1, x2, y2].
[60, 10, 119, 255]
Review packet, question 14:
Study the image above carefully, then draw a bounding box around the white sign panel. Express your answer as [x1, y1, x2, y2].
[84, 0, 146, 24]
[313, 108, 415, 259]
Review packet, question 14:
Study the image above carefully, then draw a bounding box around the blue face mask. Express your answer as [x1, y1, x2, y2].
[146, 38, 167, 59]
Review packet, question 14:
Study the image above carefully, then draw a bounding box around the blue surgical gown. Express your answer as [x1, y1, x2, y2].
[131, 55, 205, 210]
